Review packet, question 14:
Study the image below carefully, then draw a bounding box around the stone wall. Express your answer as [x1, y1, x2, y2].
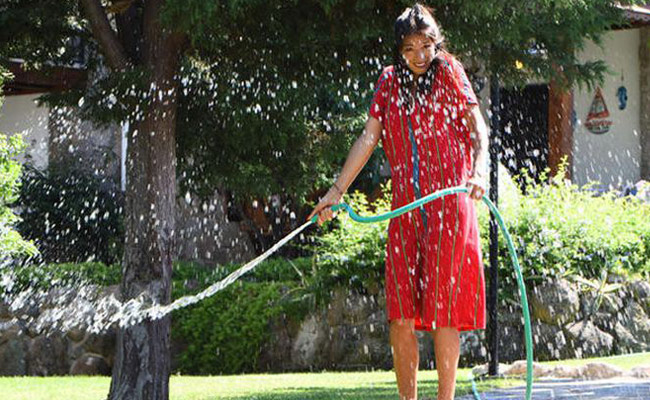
[258, 277, 650, 371]
[1, 278, 649, 376]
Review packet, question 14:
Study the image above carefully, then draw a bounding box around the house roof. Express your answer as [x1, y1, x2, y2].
[3, 60, 86, 96]
[619, 4, 650, 27]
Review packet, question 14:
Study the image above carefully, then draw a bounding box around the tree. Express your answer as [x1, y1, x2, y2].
[0, 0, 641, 398]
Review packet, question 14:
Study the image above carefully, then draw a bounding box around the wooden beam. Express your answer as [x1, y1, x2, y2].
[3, 61, 86, 95]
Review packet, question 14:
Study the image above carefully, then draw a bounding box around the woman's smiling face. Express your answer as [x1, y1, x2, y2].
[400, 32, 436, 78]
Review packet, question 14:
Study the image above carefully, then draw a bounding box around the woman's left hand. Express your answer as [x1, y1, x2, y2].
[466, 175, 486, 201]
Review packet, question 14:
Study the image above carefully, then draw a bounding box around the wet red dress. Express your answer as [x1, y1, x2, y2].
[368, 53, 485, 331]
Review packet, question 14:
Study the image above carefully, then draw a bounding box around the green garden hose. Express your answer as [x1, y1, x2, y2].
[312, 185, 533, 400]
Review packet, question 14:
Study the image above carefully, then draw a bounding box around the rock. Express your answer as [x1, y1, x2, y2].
[530, 279, 580, 325]
[83, 331, 116, 361]
[0, 301, 11, 319]
[27, 335, 69, 375]
[0, 326, 28, 375]
[550, 365, 582, 379]
[629, 365, 650, 379]
[459, 330, 486, 366]
[531, 321, 568, 360]
[66, 329, 86, 343]
[471, 363, 508, 377]
[69, 353, 110, 376]
[591, 311, 617, 334]
[617, 302, 650, 349]
[630, 280, 650, 316]
[502, 360, 551, 378]
[291, 315, 326, 368]
[565, 320, 614, 358]
[579, 362, 623, 379]
[613, 321, 646, 353]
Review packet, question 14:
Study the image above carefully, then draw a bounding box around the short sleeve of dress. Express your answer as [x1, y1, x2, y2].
[368, 67, 393, 123]
[451, 59, 478, 106]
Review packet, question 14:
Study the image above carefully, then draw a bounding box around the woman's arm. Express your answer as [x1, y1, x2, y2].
[307, 116, 383, 225]
[465, 104, 489, 200]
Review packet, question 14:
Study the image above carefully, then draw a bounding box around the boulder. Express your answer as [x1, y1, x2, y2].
[579, 362, 623, 380]
[531, 321, 568, 360]
[471, 362, 508, 377]
[617, 302, 650, 349]
[291, 315, 326, 369]
[69, 353, 111, 376]
[459, 330, 486, 366]
[613, 321, 647, 353]
[530, 279, 580, 325]
[502, 360, 551, 378]
[565, 320, 614, 358]
[0, 301, 11, 319]
[629, 365, 650, 379]
[0, 323, 28, 376]
[27, 335, 68, 375]
[550, 365, 583, 379]
[630, 281, 650, 317]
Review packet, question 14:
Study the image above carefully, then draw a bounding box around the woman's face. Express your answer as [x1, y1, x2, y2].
[400, 32, 436, 78]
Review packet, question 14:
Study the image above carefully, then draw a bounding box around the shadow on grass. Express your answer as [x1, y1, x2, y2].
[206, 379, 508, 399]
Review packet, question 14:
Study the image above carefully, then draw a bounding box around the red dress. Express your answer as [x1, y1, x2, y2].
[368, 52, 485, 331]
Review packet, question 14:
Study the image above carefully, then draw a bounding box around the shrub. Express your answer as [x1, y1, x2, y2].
[313, 166, 650, 304]
[307, 182, 391, 305]
[17, 163, 123, 265]
[170, 258, 310, 374]
[476, 165, 650, 299]
[0, 133, 38, 263]
[172, 280, 307, 374]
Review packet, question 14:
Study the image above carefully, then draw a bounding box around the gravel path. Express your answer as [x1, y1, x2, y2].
[457, 377, 650, 399]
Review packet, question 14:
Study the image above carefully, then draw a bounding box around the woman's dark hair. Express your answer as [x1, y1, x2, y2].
[393, 3, 444, 110]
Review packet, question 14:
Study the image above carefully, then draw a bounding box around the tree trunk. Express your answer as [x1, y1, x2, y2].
[107, 1, 184, 398]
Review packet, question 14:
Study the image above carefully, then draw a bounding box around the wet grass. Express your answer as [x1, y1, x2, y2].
[1, 352, 648, 400]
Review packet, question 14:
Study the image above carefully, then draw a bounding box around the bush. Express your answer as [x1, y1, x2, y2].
[476, 165, 650, 302]
[313, 166, 650, 304]
[307, 183, 391, 305]
[0, 133, 38, 263]
[17, 164, 123, 265]
[170, 258, 310, 374]
[172, 280, 307, 374]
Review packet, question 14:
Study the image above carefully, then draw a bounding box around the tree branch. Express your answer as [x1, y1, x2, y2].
[80, 0, 130, 70]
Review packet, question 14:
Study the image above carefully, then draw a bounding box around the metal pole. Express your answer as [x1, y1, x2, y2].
[488, 74, 501, 376]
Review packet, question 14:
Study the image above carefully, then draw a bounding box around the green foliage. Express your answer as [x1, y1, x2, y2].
[0, 133, 38, 262]
[0, 0, 88, 67]
[171, 257, 311, 374]
[1, 262, 121, 297]
[476, 165, 650, 296]
[308, 183, 391, 304]
[5, 0, 639, 201]
[17, 164, 124, 265]
[311, 167, 650, 306]
[172, 280, 307, 374]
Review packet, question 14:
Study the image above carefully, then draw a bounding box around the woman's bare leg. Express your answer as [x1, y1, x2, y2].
[390, 319, 419, 400]
[432, 327, 460, 400]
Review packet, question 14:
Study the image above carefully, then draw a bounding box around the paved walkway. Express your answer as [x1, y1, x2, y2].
[457, 378, 650, 399]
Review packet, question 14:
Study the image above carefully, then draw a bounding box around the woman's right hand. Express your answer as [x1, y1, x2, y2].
[307, 186, 344, 226]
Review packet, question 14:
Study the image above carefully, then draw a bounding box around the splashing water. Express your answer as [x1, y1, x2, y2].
[1, 220, 314, 334]
[145, 219, 313, 321]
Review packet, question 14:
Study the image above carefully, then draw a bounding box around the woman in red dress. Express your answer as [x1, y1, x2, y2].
[309, 4, 489, 400]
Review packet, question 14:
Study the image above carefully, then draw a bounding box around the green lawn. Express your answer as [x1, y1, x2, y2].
[1, 353, 647, 400]
[0, 369, 518, 400]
